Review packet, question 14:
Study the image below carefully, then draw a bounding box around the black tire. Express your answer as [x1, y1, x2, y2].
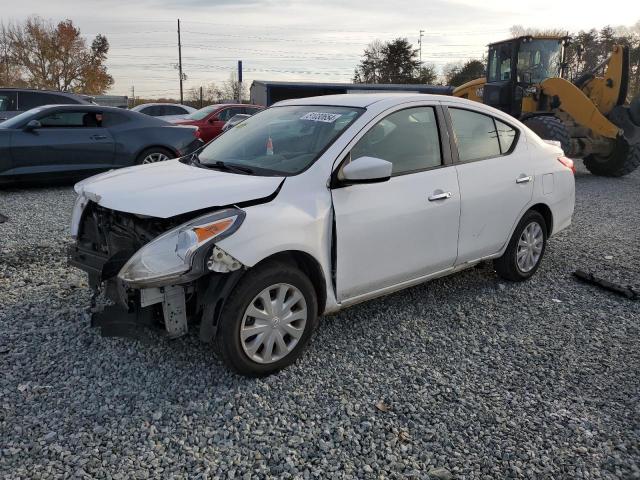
[523, 115, 571, 154]
[494, 210, 548, 282]
[215, 261, 318, 376]
[135, 147, 175, 165]
[583, 139, 640, 177]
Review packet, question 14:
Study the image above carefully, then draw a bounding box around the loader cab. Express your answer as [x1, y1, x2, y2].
[483, 36, 567, 116]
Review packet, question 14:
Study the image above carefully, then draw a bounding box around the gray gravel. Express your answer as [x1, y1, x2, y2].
[1, 162, 639, 479]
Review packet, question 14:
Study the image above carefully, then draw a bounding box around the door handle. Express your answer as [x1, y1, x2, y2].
[428, 191, 452, 201]
[90, 134, 108, 140]
[516, 175, 532, 184]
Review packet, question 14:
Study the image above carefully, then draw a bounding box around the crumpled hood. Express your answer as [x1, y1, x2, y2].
[75, 160, 284, 218]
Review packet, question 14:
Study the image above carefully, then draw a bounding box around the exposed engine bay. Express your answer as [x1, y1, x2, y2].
[69, 202, 245, 340]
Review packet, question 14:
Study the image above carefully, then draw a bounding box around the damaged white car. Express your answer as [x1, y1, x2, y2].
[70, 94, 575, 376]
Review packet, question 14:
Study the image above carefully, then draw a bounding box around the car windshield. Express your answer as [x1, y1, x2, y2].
[0, 107, 46, 128]
[186, 105, 219, 121]
[196, 105, 363, 176]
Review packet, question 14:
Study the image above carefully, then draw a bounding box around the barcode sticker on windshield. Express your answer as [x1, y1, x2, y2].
[300, 112, 342, 123]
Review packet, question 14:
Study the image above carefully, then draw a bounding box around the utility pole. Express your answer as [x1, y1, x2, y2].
[199, 86, 203, 109]
[131, 85, 135, 108]
[237, 60, 243, 103]
[178, 19, 183, 104]
[418, 29, 425, 73]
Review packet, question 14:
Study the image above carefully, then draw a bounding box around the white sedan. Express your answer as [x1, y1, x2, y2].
[130, 102, 196, 121]
[70, 93, 575, 375]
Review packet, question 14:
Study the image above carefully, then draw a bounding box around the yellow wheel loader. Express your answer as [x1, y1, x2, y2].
[453, 36, 640, 177]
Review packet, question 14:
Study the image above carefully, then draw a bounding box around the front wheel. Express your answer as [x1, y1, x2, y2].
[135, 147, 174, 165]
[215, 261, 318, 376]
[494, 210, 547, 282]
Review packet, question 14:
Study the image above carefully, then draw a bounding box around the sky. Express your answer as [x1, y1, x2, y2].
[3, 0, 639, 99]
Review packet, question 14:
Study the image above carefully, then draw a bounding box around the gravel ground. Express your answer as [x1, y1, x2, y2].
[1, 163, 639, 479]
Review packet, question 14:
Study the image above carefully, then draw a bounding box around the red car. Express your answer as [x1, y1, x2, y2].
[174, 103, 263, 143]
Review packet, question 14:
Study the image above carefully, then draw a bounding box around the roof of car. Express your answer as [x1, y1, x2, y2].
[36, 104, 128, 112]
[274, 93, 453, 108]
[199, 103, 256, 109]
[132, 102, 195, 110]
[0, 87, 92, 100]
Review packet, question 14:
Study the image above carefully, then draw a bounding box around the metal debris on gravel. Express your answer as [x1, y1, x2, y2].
[1, 163, 639, 479]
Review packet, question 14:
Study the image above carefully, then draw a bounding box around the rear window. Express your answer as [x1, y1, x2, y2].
[449, 108, 501, 162]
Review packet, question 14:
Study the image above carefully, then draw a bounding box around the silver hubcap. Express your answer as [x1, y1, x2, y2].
[240, 283, 307, 364]
[517, 221, 544, 273]
[142, 152, 169, 164]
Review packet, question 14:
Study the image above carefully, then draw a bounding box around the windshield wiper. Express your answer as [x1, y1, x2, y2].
[208, 160, 255, 175]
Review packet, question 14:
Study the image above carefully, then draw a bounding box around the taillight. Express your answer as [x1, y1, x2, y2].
[557, 156, 575, 174]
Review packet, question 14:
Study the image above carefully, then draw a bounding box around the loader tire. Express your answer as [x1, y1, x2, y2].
[523, 115, 571, 154]
[583, 139, 640, 177]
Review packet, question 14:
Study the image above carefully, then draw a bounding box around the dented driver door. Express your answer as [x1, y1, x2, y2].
[331, 105, 461, 303]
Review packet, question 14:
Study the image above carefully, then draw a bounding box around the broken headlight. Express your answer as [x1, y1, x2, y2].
[118, 208, 245, 287]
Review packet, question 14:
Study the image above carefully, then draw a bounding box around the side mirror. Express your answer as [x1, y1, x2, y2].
[341, 156, 392, 185]
[24, 119, 41, 131]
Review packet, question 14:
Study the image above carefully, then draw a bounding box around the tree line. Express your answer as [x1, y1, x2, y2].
[0, 16, 113, 94]
[353, 21, 640, 101]
[184, 73, 249, 107]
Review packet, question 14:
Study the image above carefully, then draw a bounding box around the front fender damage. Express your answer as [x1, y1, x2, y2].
[85, 244, 246, 341]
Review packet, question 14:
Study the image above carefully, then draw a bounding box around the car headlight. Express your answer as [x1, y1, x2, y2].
[118, 208, 245, 287]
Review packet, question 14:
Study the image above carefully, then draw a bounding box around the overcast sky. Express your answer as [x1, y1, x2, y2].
[4, 0, 639, 99]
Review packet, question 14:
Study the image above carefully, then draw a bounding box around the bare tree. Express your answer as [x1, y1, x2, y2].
[220, 73, 248, 102]
[3, 16, 113, 93]
[0, 23, 24, 86]
[186, 82, 224, 107]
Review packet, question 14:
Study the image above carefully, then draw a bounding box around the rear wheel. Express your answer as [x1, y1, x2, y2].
[135, 147, 174, 165]
[522, 115, 571, 154]
[583, 138, 640, 177]
[215, 261, 318, 376]
[494, 210, 547, 282]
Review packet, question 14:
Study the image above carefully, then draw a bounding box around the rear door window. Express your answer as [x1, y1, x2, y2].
[449, 108, 501, 162]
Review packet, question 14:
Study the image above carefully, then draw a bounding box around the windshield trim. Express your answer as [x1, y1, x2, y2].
[198, 104, 366, 177]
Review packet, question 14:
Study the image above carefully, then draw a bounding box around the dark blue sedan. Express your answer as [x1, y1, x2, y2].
[0, 105, 203, 184]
